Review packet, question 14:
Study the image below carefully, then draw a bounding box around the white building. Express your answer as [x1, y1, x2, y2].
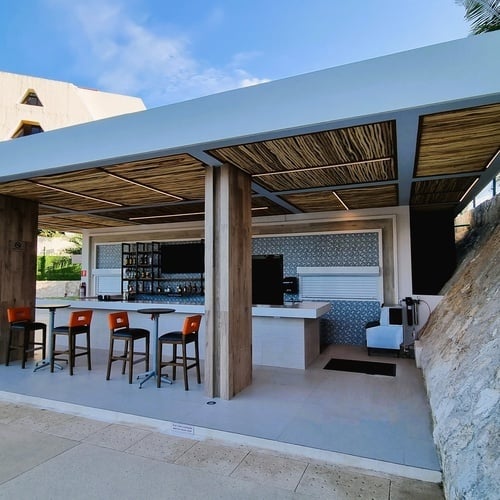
[0, 71, 145, 141]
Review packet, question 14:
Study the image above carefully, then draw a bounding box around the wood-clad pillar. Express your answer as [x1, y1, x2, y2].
[0, 195, 38, 362]
[204, 164, 252, 399]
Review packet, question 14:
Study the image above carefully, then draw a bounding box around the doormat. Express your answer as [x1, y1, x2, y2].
[324, 358, 396, 376]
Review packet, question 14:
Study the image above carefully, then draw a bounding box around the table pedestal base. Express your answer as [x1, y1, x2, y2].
[34, 303, 70, 374]
[136, 307, 176, 389]
[137, 369, 172, 389]
[33, 359, 64, 372]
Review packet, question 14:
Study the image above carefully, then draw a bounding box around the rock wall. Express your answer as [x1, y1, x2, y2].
[418, 196, 499, 500]
[36, 280, 80, 298]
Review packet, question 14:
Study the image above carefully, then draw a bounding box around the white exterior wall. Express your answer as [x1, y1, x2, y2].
[0, 71, 145, 140]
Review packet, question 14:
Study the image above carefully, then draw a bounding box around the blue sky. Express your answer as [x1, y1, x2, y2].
[0, 0, 470, 108]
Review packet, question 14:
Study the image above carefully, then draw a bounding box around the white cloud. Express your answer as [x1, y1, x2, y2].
[47, 0, 269, 107]
[240, 77, 270, 87]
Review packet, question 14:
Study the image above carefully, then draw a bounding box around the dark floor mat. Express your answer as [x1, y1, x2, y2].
[324, 358, 396, 376]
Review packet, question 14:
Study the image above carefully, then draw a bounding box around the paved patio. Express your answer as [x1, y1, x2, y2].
[0, 400, 443, 499]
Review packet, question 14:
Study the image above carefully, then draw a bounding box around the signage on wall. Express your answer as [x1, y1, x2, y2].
[10, 240, 26, 251]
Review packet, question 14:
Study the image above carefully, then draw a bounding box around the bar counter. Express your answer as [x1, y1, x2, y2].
[35, 298, 331, 369]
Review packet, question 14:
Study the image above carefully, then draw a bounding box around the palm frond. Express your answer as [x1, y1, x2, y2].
[455, 0, 500, 34]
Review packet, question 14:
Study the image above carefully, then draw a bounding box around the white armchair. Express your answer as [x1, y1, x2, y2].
[366, 305, 403, 354]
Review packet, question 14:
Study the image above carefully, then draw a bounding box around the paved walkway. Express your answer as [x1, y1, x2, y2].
[0, 401, 443, 499]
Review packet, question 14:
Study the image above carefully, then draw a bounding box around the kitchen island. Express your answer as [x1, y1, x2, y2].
[35, 298, 331, 369]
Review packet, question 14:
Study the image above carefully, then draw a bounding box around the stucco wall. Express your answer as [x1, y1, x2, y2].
[418, 196, 499, 499]
[0, 71, 145, 140]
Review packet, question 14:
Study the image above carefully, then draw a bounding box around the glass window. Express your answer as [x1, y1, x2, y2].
[21, 91, 43, 106]
[12, 122, 44, 138]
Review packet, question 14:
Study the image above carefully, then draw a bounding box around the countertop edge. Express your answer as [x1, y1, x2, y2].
[36, 298, 331, 319]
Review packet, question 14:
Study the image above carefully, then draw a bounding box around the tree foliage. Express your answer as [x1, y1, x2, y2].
[65, 233, 83, 255]
[456, 0, 500, 34]
[37, 255, 81, 281]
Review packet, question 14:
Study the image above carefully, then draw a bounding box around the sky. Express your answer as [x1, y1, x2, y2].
[0, 0, 471, 109]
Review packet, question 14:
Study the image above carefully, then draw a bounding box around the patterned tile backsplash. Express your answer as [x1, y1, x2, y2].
[96, 244, 121, 269]
[97, 231, 382, 346]
[252, 232, 380, 346]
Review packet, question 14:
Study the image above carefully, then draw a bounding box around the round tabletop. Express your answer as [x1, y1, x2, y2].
[137, 308, 176, 315]
[35, 303, 71, 310]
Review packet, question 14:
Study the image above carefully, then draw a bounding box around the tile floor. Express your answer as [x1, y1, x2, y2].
[0, 401, 444, 499]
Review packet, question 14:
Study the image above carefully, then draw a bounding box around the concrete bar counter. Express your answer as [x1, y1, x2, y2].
[35, 298, 330, 369]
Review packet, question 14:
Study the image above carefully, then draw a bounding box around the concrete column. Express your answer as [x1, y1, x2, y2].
[0, 195, 38, 362]
[204, 164, 252, 399]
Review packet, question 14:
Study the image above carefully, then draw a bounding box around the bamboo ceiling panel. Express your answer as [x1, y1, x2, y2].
[281, 191, 348, 213]
[0, 154, 207, 218]
[282, 184, 398, 213]
[38, 206, 62, 215]
[416, 104, 500, 177]
[252, 159, 395, 192]
[411, 177, 477, 206]
[335, 185, 398, 209]
[105, 154, 206, 200]
[32, 169, 171, 207]
[93, 201, 207, 224]
[38, 213, 136, 231]
[0, 180, 42, 199]
[0, 179, 111, 210]
[251, 196, 293, 217]
[207, 121, 395, 176]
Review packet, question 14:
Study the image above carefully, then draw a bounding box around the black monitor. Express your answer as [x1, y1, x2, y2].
[161, 242, 204, 274]
[252, 254, 284, 305]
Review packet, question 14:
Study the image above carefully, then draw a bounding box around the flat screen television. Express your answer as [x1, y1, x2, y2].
[252, 254, 284, 305]
[161, 242, 204, 274]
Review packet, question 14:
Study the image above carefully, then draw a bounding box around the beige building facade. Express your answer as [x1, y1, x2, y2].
[0, 71, 145, 140]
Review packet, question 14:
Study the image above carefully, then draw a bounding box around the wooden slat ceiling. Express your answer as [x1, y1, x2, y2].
[208, 122, 395, 181]
[410, 103, 500, 209]
[208, 121, 398, 213]
[0, 103, 497, 231]
[416, 104, 500, 177]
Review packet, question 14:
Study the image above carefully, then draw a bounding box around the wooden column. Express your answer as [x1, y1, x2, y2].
[204, 164, 252, 399]
[0, 195, 39, 362]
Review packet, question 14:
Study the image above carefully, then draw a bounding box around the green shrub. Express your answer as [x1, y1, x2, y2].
[37, 256, 82, 281]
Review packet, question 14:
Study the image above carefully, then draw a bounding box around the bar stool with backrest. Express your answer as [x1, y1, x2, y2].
[157, 314, 202, 390]
[6, 307, 47, 369]
[106, 311, 150, 384]
[51, 310, 93, 375]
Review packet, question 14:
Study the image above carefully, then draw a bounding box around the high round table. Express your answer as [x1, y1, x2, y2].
[34, 303, 70, 372]
[136, 308, 175, 388]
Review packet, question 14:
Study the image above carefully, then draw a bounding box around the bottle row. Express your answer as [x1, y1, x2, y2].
[123, 255, 156, 266]
[127, 282, 203, 295]
[123, 268, 157, 279]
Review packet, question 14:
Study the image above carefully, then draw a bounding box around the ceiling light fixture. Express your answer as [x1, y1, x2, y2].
[129, 206, 269, 221]
[105, 172, 183, 201]
[459, 178, 480, 203]
[332, 191, 349, 210]
[253, 157, 392, 178]
[485, 148, 500, 170]
[129, 211, 205, 221]
[33, 182, 123, 207]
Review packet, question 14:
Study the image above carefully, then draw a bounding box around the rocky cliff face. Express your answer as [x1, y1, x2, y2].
[419, 196, 499, 500]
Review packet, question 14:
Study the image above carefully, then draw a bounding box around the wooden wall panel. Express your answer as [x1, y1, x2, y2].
[0, 195, 38, 362]
[204, 164, 252, 399]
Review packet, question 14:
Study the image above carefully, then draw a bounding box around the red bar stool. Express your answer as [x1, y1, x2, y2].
[157, 314, 202, 390]
[51, 310, 93, 375]
[106, 311, 150, 384]
[6, 307, 47, 369]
